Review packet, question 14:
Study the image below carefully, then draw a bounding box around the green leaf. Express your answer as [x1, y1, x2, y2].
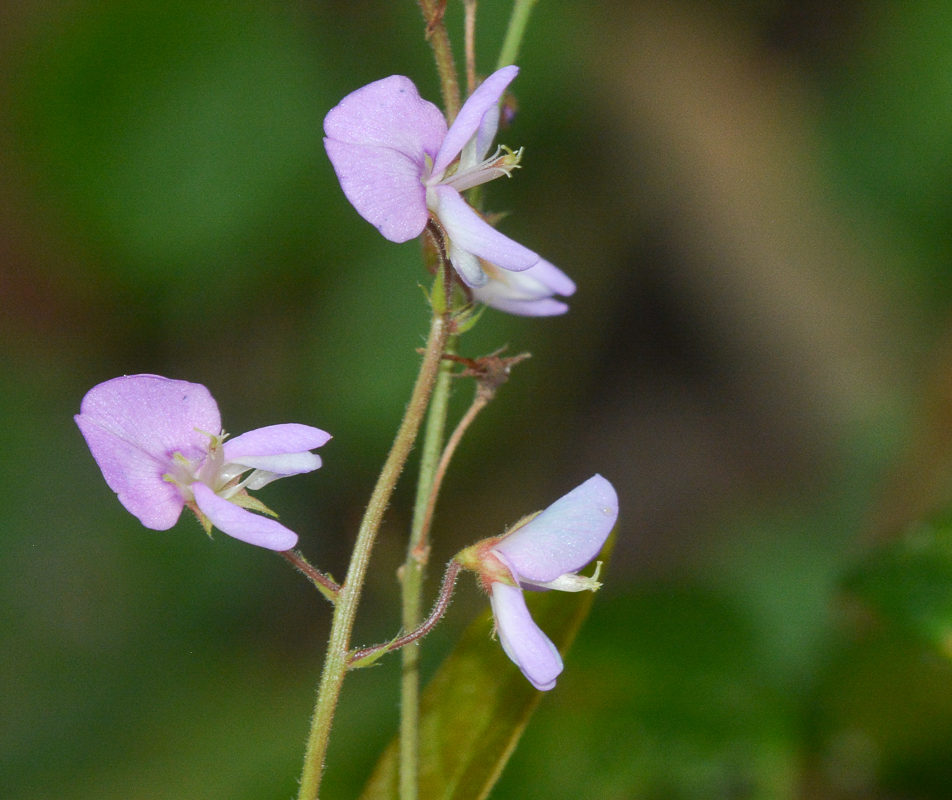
[847, 516, 952, 656]
[350, 637, 400, 670]
[359, 544, 609, 800]
[453, 304, 485, 335]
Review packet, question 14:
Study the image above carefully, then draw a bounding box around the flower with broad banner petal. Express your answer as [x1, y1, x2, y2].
[323, 65, 574, 310]
[456, 474, 618, 690]
[75, 375, 331, 551]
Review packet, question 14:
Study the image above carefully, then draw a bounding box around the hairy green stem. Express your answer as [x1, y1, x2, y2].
[497, 0, 539, 69]
[296, 310, 449, 800]
[398, 331, 456, 800]
[416, 0, 461, 121]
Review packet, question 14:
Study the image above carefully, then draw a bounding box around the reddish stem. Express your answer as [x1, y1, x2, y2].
[281, 550, 340, 601]
[349, 560, 462, 665]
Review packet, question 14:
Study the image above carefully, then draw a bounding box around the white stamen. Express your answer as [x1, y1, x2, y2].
[521, 562, 603, 593]
[438, 146, 523, 193]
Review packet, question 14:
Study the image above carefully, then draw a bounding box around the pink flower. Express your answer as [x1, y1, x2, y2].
[323, 66, 575, 314]
[75, 375, 331, 551]
[457, 475, 618, 690]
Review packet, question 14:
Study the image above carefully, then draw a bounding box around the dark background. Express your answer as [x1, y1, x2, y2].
[4, 1, 952, 797]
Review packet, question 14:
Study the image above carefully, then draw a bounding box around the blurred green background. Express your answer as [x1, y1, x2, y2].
[5, 0, 952, 797]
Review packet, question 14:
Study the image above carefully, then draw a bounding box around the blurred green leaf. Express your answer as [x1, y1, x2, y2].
[811, 628, 952, 798]
[492, 586, 797, 800]
[847, 516, 952, 655]
[359, 558, 605, 800]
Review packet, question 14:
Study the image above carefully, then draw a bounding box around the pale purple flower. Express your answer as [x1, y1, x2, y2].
[458, 474, 618, 690]
[323, 65, 574, 305]
[75, 375, 331, 551]
[472, 258, 576, 317]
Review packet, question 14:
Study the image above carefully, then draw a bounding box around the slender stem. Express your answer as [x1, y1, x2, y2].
[397, 364, 500, 800]
[416, 0, 461, 121]
[417, 391, 490, 551]
[398, 329, 456, 800]
[496, 0, 539, 69]
[352, 560, 461, 664]
[464, 0, 477, 97]
[296, 309, 449, 800]
[399, 355, 451, 797]
[414, 348, 527, 552]
[281, 550, 340, 604]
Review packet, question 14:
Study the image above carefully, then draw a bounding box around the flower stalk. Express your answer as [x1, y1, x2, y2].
[280, 550, 340, 604]
[353, 559, 462, 666]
